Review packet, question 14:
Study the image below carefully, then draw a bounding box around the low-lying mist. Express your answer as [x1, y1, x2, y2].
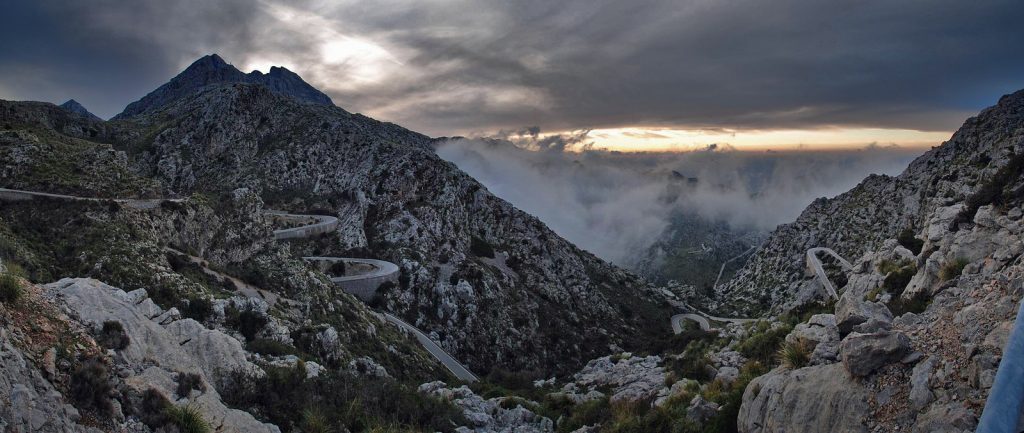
[436, 131, 930, 265]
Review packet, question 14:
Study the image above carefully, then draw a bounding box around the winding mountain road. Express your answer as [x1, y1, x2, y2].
[302, 257, 399, 283]
[0, 188, 478, 382]
[712, 245, 758, 291]
[672, 247, 852, 332]
[269, 212, 478, 382]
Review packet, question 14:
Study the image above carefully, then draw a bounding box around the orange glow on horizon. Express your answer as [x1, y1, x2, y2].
[530, 127, 951, 152]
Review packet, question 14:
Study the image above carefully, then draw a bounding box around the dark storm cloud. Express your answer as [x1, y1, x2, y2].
[1, 0, 1022, 133]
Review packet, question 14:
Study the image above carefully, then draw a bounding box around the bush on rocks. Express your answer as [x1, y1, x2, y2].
[176, 372, 206, 398]
[0, 272, 22, 304]
[97, 320, 130, 350]
[70, 357, 115, 416]
[225, 305, 268, 341]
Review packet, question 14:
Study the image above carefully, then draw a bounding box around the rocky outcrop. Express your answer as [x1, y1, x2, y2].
[786, 314, 840, 365]
[46, 278, 279, 433]
[734, 88, 1024, 432]
[419, 381, 554, 433]
[568, 354, 666, 404]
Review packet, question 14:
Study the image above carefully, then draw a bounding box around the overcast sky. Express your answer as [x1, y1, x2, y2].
[2, 0, 1023, 144]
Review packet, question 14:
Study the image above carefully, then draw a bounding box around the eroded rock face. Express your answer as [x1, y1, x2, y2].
[46, 278, 279, 433]
[839, 330, 912, 377]
[0, 330, 94, 433]
[738, 364, 870, 433]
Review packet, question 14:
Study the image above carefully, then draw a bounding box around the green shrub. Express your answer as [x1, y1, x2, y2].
[246, 338, 297, 357]
[876, 259, 905, 276]
[556, 397, 612, 433]
[139, 388, 174, 428]
[864, 286, 883, 302]
[735, 322, 792, 366]
[70, 358, 114, 416]
[897, 229, 924, 255]
[97, 320, 130, 350]
[470, 236, 495, 258]
[881, 261, 916, 296]
[176, 372, 206, 398]
[225, 306, 268, 341]
[0, 272, 22, 304]
[778, 338, 812, 369]
[665, 346, 715, 382]
[165, 404, 211, 433]
[328, 261, 347, 276]
[939, 258, 969, 281]
[222, 364, 466, 432]
[180, 296, 213, 322]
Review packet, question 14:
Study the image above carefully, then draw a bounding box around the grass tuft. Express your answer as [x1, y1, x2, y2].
[777, 338, 812, 369]
[165, 404, 211, 433]
[939, 258, 969, 281]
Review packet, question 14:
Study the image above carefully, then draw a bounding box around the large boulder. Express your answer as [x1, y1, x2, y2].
[738, 364, 869, 433]
[839, 330, 912, 377]
[835, 286, 893, 335]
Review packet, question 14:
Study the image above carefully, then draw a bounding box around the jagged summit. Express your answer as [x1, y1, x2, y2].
[59, 99, 101, 121]
[114, 54, 333, 119]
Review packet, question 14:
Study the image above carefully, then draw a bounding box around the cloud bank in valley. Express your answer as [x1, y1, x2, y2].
[437, 133, 926, 264]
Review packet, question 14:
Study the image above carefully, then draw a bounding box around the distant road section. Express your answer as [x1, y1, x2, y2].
[0, 187, 181, 209]
[384, 313, 479, 382]
[672, 247, 851, 332]
[806, 247, 853, 299]
[302, 257, 399, 302]
[713, 246, 757, 291]
[267, 210, 340, 240]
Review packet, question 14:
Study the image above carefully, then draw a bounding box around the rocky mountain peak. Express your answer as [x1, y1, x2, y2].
[114, 53, 333, 119]
[58, 99, 101, 121]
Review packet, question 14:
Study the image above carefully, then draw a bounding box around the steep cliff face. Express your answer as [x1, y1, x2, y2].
[106, 77, 670, 373]
[714, 90, 1024, 316]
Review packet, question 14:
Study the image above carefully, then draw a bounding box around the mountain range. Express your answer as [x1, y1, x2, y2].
[0, 54, 1020, 433]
